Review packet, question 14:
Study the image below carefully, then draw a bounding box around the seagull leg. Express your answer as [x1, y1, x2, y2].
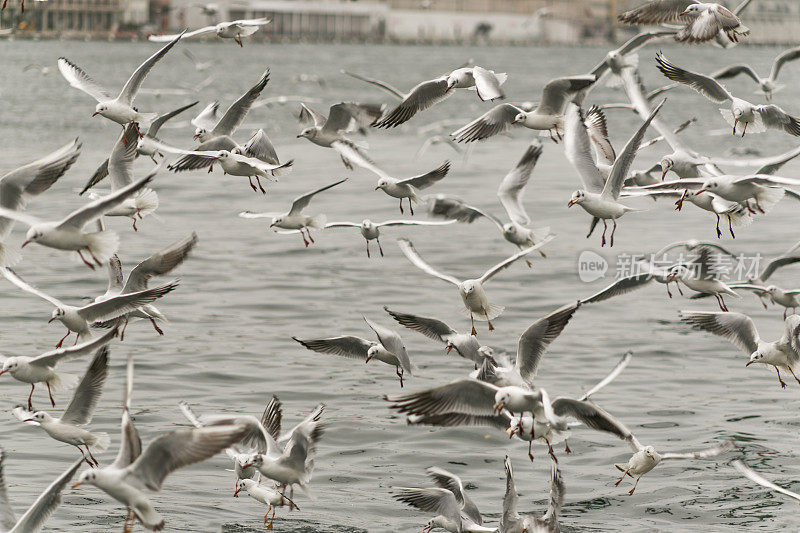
[628, 475, 642, 495]
[301, 232, 309, 248]
[470, 313, 476, 336]
[666, 283, 673, 298]
[268, 507, 276, 529]
[787, 366, 800, 386]
[555, 124, 563, 140]
[85, 444, 99, 466]
[545, 439, 558, 463]
[148, 317, 164, 335]
[306, 229, 315, 244]
[676, 282, 683, 296]
[396, 366, 404, 388]
[409, 199, 414, 216]
[208, 163, 214, 173]
[744, 200, 756, 214]
[754, 197, 765, 214]
[719, 294, 729, 312]
[727, 215, 736, 239]
[73, 335, 78, 346]
[87, 248, 102, 267]
[377, 238, 384, 257]
[564, 440, 572, 453]
[775, 367, 787, 389]
[1, 0, 6, 10]
[484, 309, 494, 331]
[610, 219, 617, 247]
[56, 330, 71, 348]
[248, 177, 258, 192]
[741, 121, 747, 138]
[528, 440, 534, 462]
[675, 190, 687, 211]
[614, 469, 630, 486]
[784, 307, 788, 320]
[264, 506, 271, 524]
[235, 35, 243, 47]
[601, 220, 607, 247]
[399, 199, 404, 214]
[548, 129, 558, 143]
[46, 381, 56, 407]
[365, 241, 371, 258]
[732, 118, 737, 136]
[131, 217, 138, 232]
[133, 122, 144, 139]
[120, 316, 130, 341]
[256, 176, 266, 194]
[76, 250, 95, 270]
[27, 384, 35, 410]
[123, 509, 132, 533]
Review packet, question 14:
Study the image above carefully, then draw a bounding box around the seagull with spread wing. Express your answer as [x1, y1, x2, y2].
[618, 1, 749, 44]
[149, 18, 270, 47]
[325, 219, 454, 258]
[712, 46, 800, 100]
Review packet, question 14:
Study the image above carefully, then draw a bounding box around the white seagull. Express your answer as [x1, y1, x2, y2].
[712, 46, 800, 100]
[324, 219, 454, 258]
[58, 33, 184, 130]
[500, 455, 564, 533]
[397, 236, 554, 333]
[374, 161, 451, 214]
[618, 1, 750, 44]
[149, 18, 270, 47]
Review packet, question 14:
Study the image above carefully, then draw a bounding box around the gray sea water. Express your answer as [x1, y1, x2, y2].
[1, 39, 800, 532]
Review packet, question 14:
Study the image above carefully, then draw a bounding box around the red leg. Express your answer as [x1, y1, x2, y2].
[787, 365, 800, 386]
[565, 440, 572, 453]
[741, 121, 747, 138]
[301, 232, 309, 247]
[398, 199, 404, 214]
[528, 440, 534, 462]
[306, 229, 315, 243]
[76, 250, 95, 270]
[87, 247, 102, 267]
[555, 124, 563, 140]
[75, 445, 92, 467]
[470, 313, 476, 336]
[396, 367, 404, 388]
[120, 316, 129, 341]
[615, 469, 630, 486]
[85, 444, 99, 466]
[601, 220, 608, 247]
[610, 219, 617, 247]
[484, 308, 494, 331]
[248, 177, 257, 192]
[377, 238, 384, 257]
[55, 330, 71, 348]
[46, 381, 55, 407]
[149, 317, 163, 335]
[549, 130, 558, 143]
[776, 367, 787, 389]
[27, 384, 35, 410]
[545, 439, 558, 463]
[131, 217, 138, 232]
[628, 475, 642, 495]
[365, 241, 370, 258]
[255, 176, 266, 194]
[408, 199, 414, 216]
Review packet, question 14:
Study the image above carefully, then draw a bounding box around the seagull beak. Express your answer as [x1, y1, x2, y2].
[296, 134, 303, 138]
[193, 134, 200, 140]
[696, 189, 706, 194]
[374, 186, 381, 190]
[47, 317, 56, 323]
[679, 9, 689, 15]
[269, 223, 275, 228]
[23, 418, 35, 423]
[493, 401, 505, 412]
[666, 273, 676, 282]
[745, 361, 754, 366]
[0, 370, 6, 376]
[233, 486, 241, 497]
[241, 463, 253, 469]
[511, 119, 518, 124]
[567, 199, 576, 208]
[91, 112, 99, 117]
[21, 240, 29, 248]
[71, 482, 82, 488]
[505, 426, 515, 437]
[445, 345, 453, 354]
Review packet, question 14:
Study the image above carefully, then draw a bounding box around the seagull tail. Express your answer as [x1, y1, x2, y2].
[50, 371, 78, 392]
[307, 214, 327, 230]
[134, 188, 159, 218]
[465, 303, 505, 321]
[754, 186, 785, 214]
[0, 242, 22, 268]
[90, 432, 111, 451]
[135, 112, 159, 129]
[86, 230, 120, 265]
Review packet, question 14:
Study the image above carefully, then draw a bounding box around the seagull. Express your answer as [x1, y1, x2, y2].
[732, 459, 800, 503]
[23, 63, 53, 75]
[425, 467, 483, 527]
[239, 178, 347, 247]
[149, 18, 270, 47]
[0, 266, 178, 347]
[182, 48, 212, 71]
[0, 327, 116, 410]
[765, 286, 800, 318]
[565, 100, 664, 247]
[712, 46, 800, 100]
[383, 306, 490, 366]
[191, 101, 221, 135]
[589, 29, 677, 86]
[450, 75, 596, 143]
[71, 423, 250, 531]
[392, 482, 494, 533]
[84, 124, 159, 231]
[0, 449, 83, 533]
[618, 1, 750, 44]
[169, 149, 291, 194]
[80, 101, 199, 194]
[296, 103, 382, 170]
[656, 52, 800, 137]
[0, 172, 157, 269]
[369, 66, 508, 129]
[293, 315, 416, 386]
[232, 129, 281, 166]
[397, 236, 554, 334]
[92, 231, 198, 338]
[374, 161, 451, 214]
[580, 259, 684, 304]
[500, 455, 563, 533]
[324, 219, 454, 257]
[58, 33, 184, 131]
[680, 310, 800, 389]
[0, 138, 81, 267]
[170, 70, 270, 172]
[239, 404, 326, 505]
[665, 247, 741, 310]
[13, 346, 111, 467]
[180, 397, 279, 497]
[299, 101, 384, 136]
[234, 478, 296, 529]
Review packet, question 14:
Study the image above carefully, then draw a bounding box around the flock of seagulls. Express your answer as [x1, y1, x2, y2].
[2, 0, 800, 530]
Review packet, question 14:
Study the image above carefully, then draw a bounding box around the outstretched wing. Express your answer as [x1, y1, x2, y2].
[655, 52, 732, 103]
[397, 238, 461, 286]
[118, 32, 185, 105]
[498, 140, 543, 226]
[679, 310, 759, 354]
[57, 57, 113, 102]
[479, 236, 555, 283]
[122, 232, 198, 293]
[60, 346, 109, 426]
[288, 179, 347, 216]
[212, 70, 270, 137]
[516, 301, 580, 381]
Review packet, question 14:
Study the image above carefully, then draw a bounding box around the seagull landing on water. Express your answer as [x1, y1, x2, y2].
[234, 478, 296, 529]
[397, 236, 554, 334]
[680, 310, 800, 389]
[58, 32, 184, 133]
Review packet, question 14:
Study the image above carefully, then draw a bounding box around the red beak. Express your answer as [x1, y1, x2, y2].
[511, 119, 518, 124]
[23, 418, 35, 423]
[745, 361, 753, 367]
[567, 199, 576, 207]
[661, 169, 668, 180]
[21, 240, 29, 248]
[696, 189, 706, 194]
[0, 370, 6, 376]
[679, 10, 689, 15]
[193, 134, 200, 140]
[71, 482, 82, 489]
[48, 317, 56, 323]
[91, 112, 99, 117]
[446, 345, 453, 354]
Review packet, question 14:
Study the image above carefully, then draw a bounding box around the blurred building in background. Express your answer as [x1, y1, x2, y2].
[2, 0, 800, 44]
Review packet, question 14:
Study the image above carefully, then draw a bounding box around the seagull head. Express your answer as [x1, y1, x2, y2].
[680, 4, 701, 15]
[746, 350, 765, 367]
[512, 112, 527, 124]
[269, 216, 283, 229]
[72, 469, 98, 489]
[493, 389, 512, 413]
[22, 227, 44, 248]
[659, 157, 674, 179]
[643, 445, 658, 460]
[214, 151, 230, 162]
[365, 345, 380, 363]
[461, 280, 476, 295]
[0, 358, 19, 376]
[24, 411, 49, 424]
[49, 308, 65, 323]
[444, 340, 459, 355]
[297, 127, 315, 139]
[666, 264, 688, 283]
[92, 103, 107, 117]
[193, 128, 207, 141]
[567, 190, 585, 207]
[695, 178, 719, 195]
[239, 453, 262, 470]
[375, 178, 389, 191]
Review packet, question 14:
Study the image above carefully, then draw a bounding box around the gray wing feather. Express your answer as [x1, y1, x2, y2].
[122, 232, 198, 293]
[60, 346, 109, 426]
[516, 301, 580, 381]
[212, 70, 270, 136]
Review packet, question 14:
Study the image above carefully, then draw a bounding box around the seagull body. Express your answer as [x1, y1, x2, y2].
[397, 236, 554, 333]
[618, 1, 749, 44]
[712, 46, 800, 100]
[0, 327, 116, 409]
[681, 310, 800, 388]
[324, 219, 454, 257]
[767, 286, 800, 317]
[393, 480, 494, 533]
[500, 455, 563, 533]
[294, 316, 416, 386]
[14, 346, 111, 466]
[239, 178, 347, 246]
[375, 161, 450, 214]
[566, 100, 664, 246]
[656, 53, 800, 137]
[664, 246, 740, 310]
[58, 33, 184, 128]
[235, 478, 294, 529]
[149, 18, 270, 46]
[1, 266, 177, 347]
[210, 150, 291, 194]
[297, 102, 382, 170]
[0, 138, 81, 267]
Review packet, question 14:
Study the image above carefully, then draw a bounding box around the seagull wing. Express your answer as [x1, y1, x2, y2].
[656, 52, 732, 103]
[57, 57, 113, 102]
[580, 274, 653, 304]
[292, 335, 373, 360]
[118, 32, 184, 105]
[8, 458, 83, 533]
[373, 77, 450, 128]
[516, 301, 580, 381]
[552, 398, 644, 452]
[498, 140, 543, 226]
[427, 466, 482, 525]
[212, 69, 270, 137]
[539, 458, 565, 526]
[564, 104, 605, 194]
[754, 105, 800, 136]
[578, 350, 634, 401]
[732, 460, 800, 503]
[423, 194, 504, 229]
[450, 103, 521, 143]
[122, 232, 198, 293]
[618, 0, 698, 24]
[191, 101, 221, 131]
[397, 161, 450, 189]
[679, 310, 759, 353]
[760, 255, 800, 282]
[0, 267, 64, 308]
[387, 378, 499, 416]
[125, 424, 249, 491]
[58, 171, 157, 230]
[341, 69, 405, 100]
[711, 64, 761, 84]
[288, 178, 347, 216]
[661, 439, 735, 460]
[479, 236, 555, 284]
[770, 45, 800, 81]
[0, 451, 15, 531]
[30, 327, 118, 368]
[499, 455, 520, 531]
[60, 346, 109, 426]
[538, 75, 596, 116]
[108, 124, 138, 190]
[298, 103, 327, 128]
[148, 27, 215, 42]
[77, 282, 179, 323]
[384, 306, 457, 343]
[393, 487, 461, 529]
[397, 238, 461, 286]
[242, 129, 279, 165]
[148, 101, 198, 138]
[584, 106, 615, 165]
[473, 66, 504, 101]
[112, 354, 142, 470]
